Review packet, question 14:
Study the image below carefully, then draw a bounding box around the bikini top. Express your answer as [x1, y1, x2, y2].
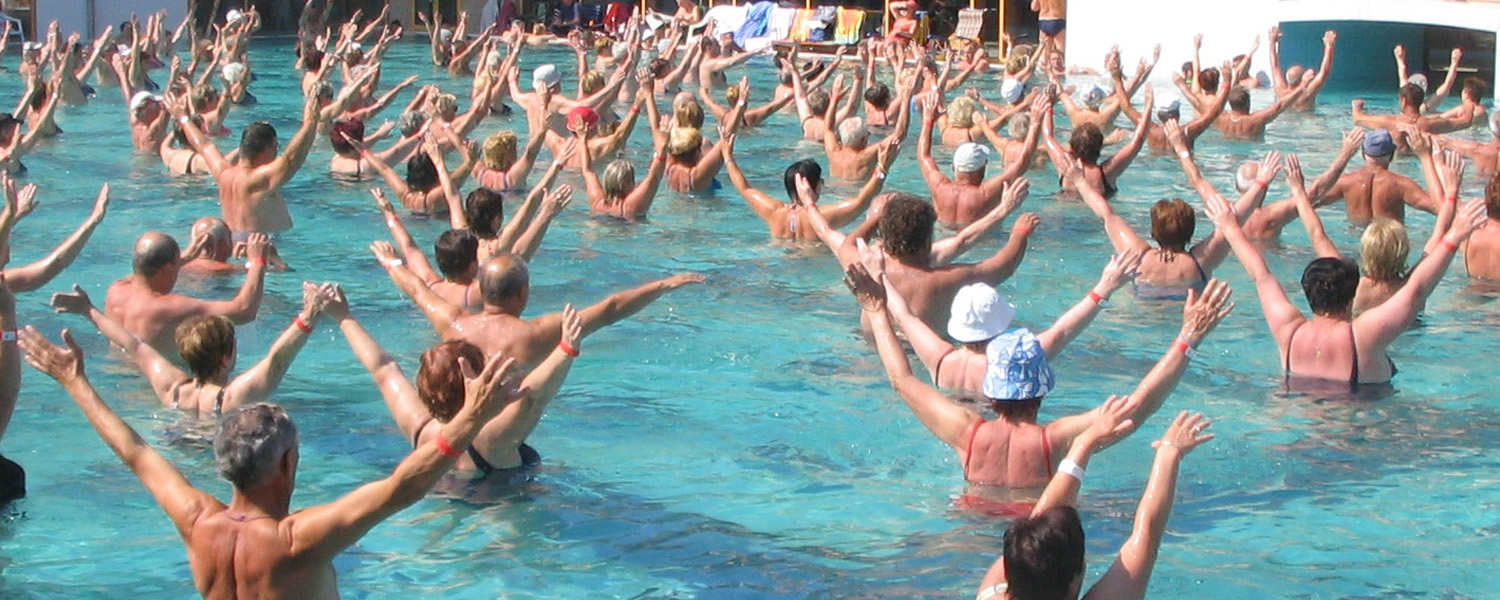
[170, 383, 227, 417]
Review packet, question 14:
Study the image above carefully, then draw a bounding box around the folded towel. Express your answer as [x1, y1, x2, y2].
[735, 1, 776, 47]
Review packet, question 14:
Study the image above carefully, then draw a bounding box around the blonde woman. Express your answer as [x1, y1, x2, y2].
[581, 120, 670, 221]
[473, 129, 547, 192]
[665, 99, 743, 193]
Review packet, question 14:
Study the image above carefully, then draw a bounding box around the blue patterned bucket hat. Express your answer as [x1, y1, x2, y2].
[982, 328, 1055, 401]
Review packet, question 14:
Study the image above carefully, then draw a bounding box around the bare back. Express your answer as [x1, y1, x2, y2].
[1464, 224, 1500, 279]
[1335, 167, 1419, 224]
[960, 420, 1053, 493]
[931, 180, 998, 228]
[105, 278, 195, 354]
[217, 164, 293, 234]
[188, 512, 340, 600]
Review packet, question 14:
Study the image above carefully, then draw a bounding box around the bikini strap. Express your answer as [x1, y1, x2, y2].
[466, 446, 497, 475]
[1191, 253, 1208, 283]
[214, 388, 226, 416]
[1283, 322, 1304, 374]
[931, 347, 958, 386]
[1348, 323, 1360, 388]
[961, 420, 983, 482]
[169, 384, 181, 410]
[410, 418, 434, 448]
[1041, 427, 1054, 475]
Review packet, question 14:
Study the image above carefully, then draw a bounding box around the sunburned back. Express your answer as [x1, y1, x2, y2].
[801, 116, 827, 141]
[1216, 111, 1267, 140]
[1339, 168, 1412, 224]
[1464, 224, 1500, 279]
[962, 420, 1053, 491]
[934, 349, 987, 396]
[218, 164, 293, 234]
[104, 279, 183, 353]
[189, 513, 340, 600]
[452, 312, 550, 366]
[931, 180, 995, 228]
[829, 147, 876, 181]
[884, 260, 960, 332]
[1283, 318, 1393, 384]
[940, 125, 976, 147]
[1133, 249, 1207, 300]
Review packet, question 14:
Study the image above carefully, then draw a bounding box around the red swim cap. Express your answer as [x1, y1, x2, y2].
[568, 106, 601, 132]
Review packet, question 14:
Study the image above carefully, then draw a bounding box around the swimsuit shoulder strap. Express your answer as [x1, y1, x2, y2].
[961, 419, 984, 481]
[410, 418, 434, 448]
[214, 388, 226, 416]
[1191, 253, 1208, 283]
[1348, 322, 1360, 388]
[1284, 322, 1304, 374]
[932, 347, 959, 385]
[1041, 426, 1054, 475]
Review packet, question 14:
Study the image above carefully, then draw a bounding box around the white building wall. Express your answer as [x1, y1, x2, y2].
[36, 0, 185, 38]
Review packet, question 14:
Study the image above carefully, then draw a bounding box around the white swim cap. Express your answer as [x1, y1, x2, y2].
[226, 9, 245, 24]
[953, 142, 991, 173]
[532, 64, 560, 91]
[1235, 162, 1260, 193]
[1407, 73, 1429, 94]
[1001, 78, 1024, 105]
[222, 62, 247, 84]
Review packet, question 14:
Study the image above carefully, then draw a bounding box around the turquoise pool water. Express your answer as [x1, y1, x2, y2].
[2, 39, 1499, 598]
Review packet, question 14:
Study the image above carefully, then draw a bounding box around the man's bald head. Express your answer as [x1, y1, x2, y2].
[191, 217, 232, 259]
[479, 253, 530, 307]
[133, 232, 181, 277]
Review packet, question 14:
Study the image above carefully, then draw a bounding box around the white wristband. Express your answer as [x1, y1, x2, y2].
[1058, 458, 1086, 482]
[1177, 150, 1190, 160]
[383, 258, 404, 269]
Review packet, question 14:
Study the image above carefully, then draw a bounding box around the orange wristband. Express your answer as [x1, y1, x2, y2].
[249, 258, 267, 267]
[1442, 238, 1459, 253]
[433, 432, 463, 459]
[1172, 337, 1197, 359]
[559, 340, 580, 357]
[294, 316, 313, 333]
[1087, 290, 1104, 304]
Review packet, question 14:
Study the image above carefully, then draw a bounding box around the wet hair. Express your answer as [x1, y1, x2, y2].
[1360, 218, 1410, 281]
[991, 398, 1043, 421]
[329, 118, 364, 157]
[465, 188, 506, 238]
[214, 404, 299, 490]
[1463, 76, 1487, 101]
[434, 229, 479, 278]
[239, 122, 279, 159]
[1069, 123, 1104, 164]
[405, 153, 439, 191]
[27, 82, 49, 111]
[1488, 170, 1500, 219]
[479, 254, 530, 305]
[133, 234, 181, 276]
[1227, 86, 1251, 113]
[482, 131, 519, 170]
[1004, 506, 1087, 600]
[808, 90, 831, 116]
[649, 58, 672, 78]
[397, 111, 428, 137]
[864, 82, 892, 109]
[948, 96, 978, 128]
[782, 160, 823, 201]
[303, 47, 326, 69]
[416, 342, 483, 422]
[1150, 198, 1195, 251]
[878, 194, 937, 260]
[603, 159, 637, 197]
[674, 99, 704, 129]
[176, 315, 236, 380]
[1301, 257, 1360, 315]
[580, 71, 605, 95]
[1399, 83, 1425, 108]
[1198, 68, 1220, 91]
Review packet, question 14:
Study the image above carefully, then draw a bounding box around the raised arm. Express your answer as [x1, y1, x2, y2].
[371, 189, 441, 282]
[263, 93, 327, 188]
[1360, 199, 1484, 345]
[49, 285, 185, 401]
[929, 179, 1029, 266]
[370, 241, 464, 339]
[822, 141, 899, 228]
[846, 255, 977, 449]
[1036, 250, 1142, 360]
[19, 329, 219, 540]
[1082, 413, 1215, 600]
[0, 185, 109, 292]
[1066, 158, 1147, 253]
[1202, 192, 1304, 346]
[225, 282, 330, 408]
[325, 285, 430, 438]
[916, 95, 952, 192]
[723, 134, 784, 224]
[1287, 154, 1342, 259]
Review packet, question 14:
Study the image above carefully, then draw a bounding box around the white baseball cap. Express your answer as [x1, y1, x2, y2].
[953, 143, 991, 174]
[947, 283, 1016, 343]
[129, 90, 162, 111]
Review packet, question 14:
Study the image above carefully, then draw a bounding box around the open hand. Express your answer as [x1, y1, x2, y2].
[49, 284, 94, 315]
[1180, 278, 1234, 346]
[18, 327, 86, 384]
[1154, 410, 1215, 456]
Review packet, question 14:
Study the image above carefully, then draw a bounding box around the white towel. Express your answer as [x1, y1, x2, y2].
[767, 7, 797, 41]
[704, 5, 748, 38]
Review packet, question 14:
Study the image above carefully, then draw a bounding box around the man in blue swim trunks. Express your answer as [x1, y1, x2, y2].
[1032, 0, 1066, 56]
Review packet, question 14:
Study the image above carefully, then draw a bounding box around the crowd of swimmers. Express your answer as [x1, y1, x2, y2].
[2, 1, 1500, 598]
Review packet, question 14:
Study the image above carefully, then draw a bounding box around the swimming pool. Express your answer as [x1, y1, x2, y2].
[1, 38, 1498, 598]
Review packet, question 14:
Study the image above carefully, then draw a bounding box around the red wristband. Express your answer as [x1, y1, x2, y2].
[1087, 290, 1104, 304]
[1172, 337, 1197, 359]
[433, 432, 463, 459]
[1446, 195, 1458, 204]
[559, 340, 580, 357]
[1442, 238, 1460, 253]
[249, 258, 267, 267]
[294, 315, 313, 333]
